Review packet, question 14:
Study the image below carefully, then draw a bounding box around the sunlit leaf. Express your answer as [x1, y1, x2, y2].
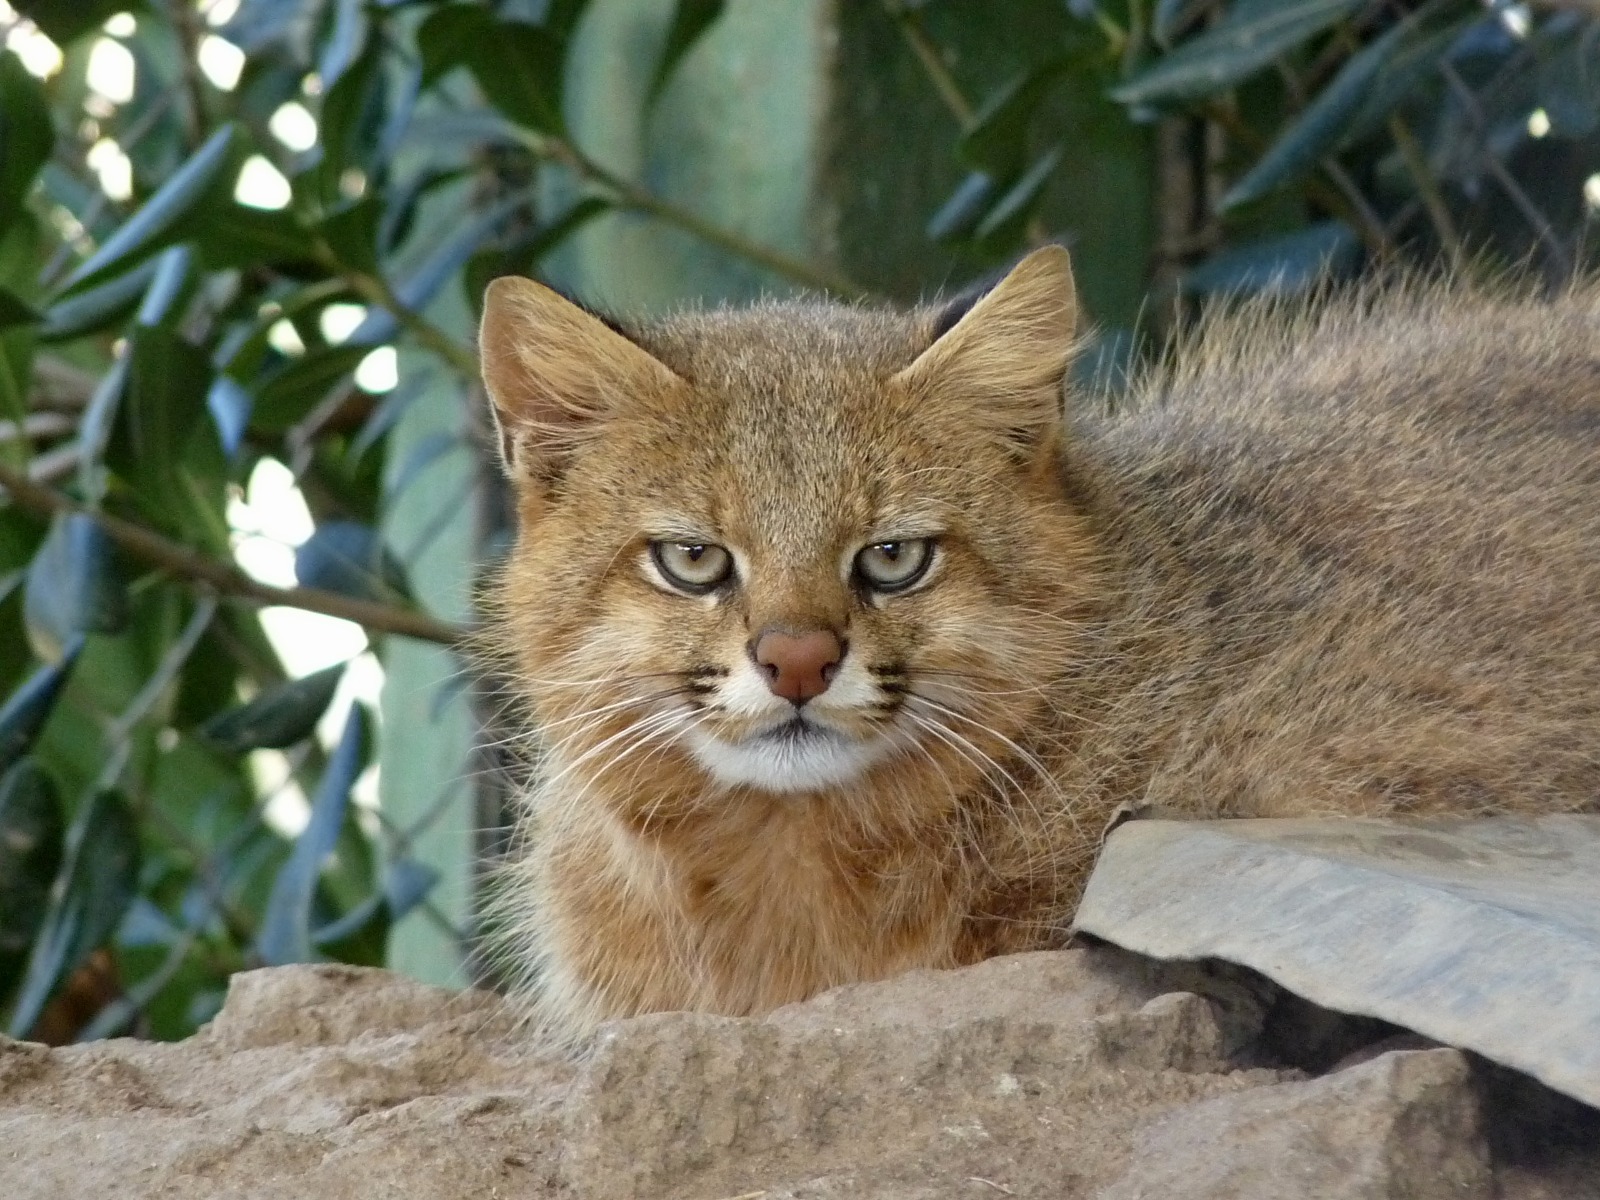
[23, 515, 128, 660]
[39, 259, 161, 342]
[205, 376, 253, 458]
[927, 172, 999, 242]
[0, 641, 83, 774]
[318, 0, 370, 91]
[256, 705, 370, 965]
[134, 244, 197, 327]
[61, 125, 238, 291]
[295, 521, 405, 602]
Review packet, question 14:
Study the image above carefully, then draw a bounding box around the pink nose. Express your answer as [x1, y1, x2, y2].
[752, 629, 843, 704]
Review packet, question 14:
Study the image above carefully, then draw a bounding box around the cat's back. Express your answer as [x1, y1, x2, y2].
[1068, 281, 1600, 821]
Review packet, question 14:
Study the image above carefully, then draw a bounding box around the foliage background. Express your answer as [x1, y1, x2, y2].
[0, 0, 1595, 1042]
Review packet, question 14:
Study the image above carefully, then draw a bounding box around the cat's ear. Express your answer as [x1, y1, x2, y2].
[479, 276, 681, 482]
[894, 245, 1078, 461]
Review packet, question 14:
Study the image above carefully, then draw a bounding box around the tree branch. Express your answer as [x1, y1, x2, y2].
[520, 133, 878, 301]
[0, 462, 468, 648]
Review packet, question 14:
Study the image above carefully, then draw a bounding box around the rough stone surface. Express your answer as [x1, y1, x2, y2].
[1100, 1048, 1491, 1200]
[0, 953, 1591, 1198]
[1075, 815, 1600, 1108]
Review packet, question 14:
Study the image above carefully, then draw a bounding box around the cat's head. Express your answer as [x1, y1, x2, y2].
[480, 247, 1097, 805]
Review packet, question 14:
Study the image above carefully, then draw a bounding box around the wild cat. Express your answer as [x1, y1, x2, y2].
[475, 246, 1600, 1041]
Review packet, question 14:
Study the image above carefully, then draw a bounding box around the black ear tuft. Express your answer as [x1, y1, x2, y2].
[929, 242, 1077, 344]
[546, 284, 633, 340]
[929, 280, 993, 342]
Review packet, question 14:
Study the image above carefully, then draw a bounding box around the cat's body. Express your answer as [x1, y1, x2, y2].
[478, 250, 1600, 1042]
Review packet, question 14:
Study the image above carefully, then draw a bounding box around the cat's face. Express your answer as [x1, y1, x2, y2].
[483, 248, 1095, 802]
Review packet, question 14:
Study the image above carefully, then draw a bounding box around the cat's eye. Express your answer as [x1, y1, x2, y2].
[854, 539, 934, 592]
[650, 541, 734, 593]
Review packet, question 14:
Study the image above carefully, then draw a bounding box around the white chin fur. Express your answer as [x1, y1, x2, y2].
[687, 725, 895, 793]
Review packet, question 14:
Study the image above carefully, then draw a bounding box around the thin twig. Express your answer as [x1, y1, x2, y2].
[0, 412, 75, 442]
[319, 252, 483, 377]
[96, 594, 218, 793]
[164, 0, 209, 147]
[1387, 114, 1464, 271]
[0, 461, 467, 646]
[967, 1179, 1016, 1196]
[1437, 60, 1574, 278]
[522, 133, 875, 300]
[883, 0, 975, 127]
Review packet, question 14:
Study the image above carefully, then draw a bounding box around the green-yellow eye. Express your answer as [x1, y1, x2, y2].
[855, 539, 934, 592]
[650, 541, 734, 592]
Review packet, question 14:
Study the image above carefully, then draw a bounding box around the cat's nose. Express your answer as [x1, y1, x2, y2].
[751, 628, 843, 704]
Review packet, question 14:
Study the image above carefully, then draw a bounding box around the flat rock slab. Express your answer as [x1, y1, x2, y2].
[1074, 815, 1600, 1108]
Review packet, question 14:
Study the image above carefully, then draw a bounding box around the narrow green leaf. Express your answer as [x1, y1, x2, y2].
[927, 172, 999, 242]
[0, 640, 83, 775]
[39, 258, 160, 342]
[23, 515, 128, 660]
[112, 327, 216, 529]
[1182, 220, 1360, 295]
[959, 61, 1069, 172]
[417, 5, 490, 85]
[419, 7, 565, 133]
[61, 125, 237, 291]
[134, 244, 197, 327]
[350, 190, 532, 345]
[316, 42, 388, 208]
[257, 705, 370, 966]
[463, 197, 613, 315]
[205, 375, 252, 458]
[1152, 0, 1210, 45]
[294, 521, 405, 602]
[975, 146, 1064, 242]
[0, 761, 64, 984]
[523, 196, 612, 264]
[248, 344, 368, 432]
[318, 196, 383, 276]
[312, 858, 438, 966]
[0, 53, 53, 237]
[649, 0, 727, 104]
[388, 431, 459, 497]
[7, 789, 141, 1039]
[318, 0, 370, 91]
[1220, 19, 1410, 211]
[74, 354, 129, 503]
[0, 287, 39, 331]
[0, 320, 32, 438]
[1112, 0, 1366, 106]
[200, 662, 348, 754]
